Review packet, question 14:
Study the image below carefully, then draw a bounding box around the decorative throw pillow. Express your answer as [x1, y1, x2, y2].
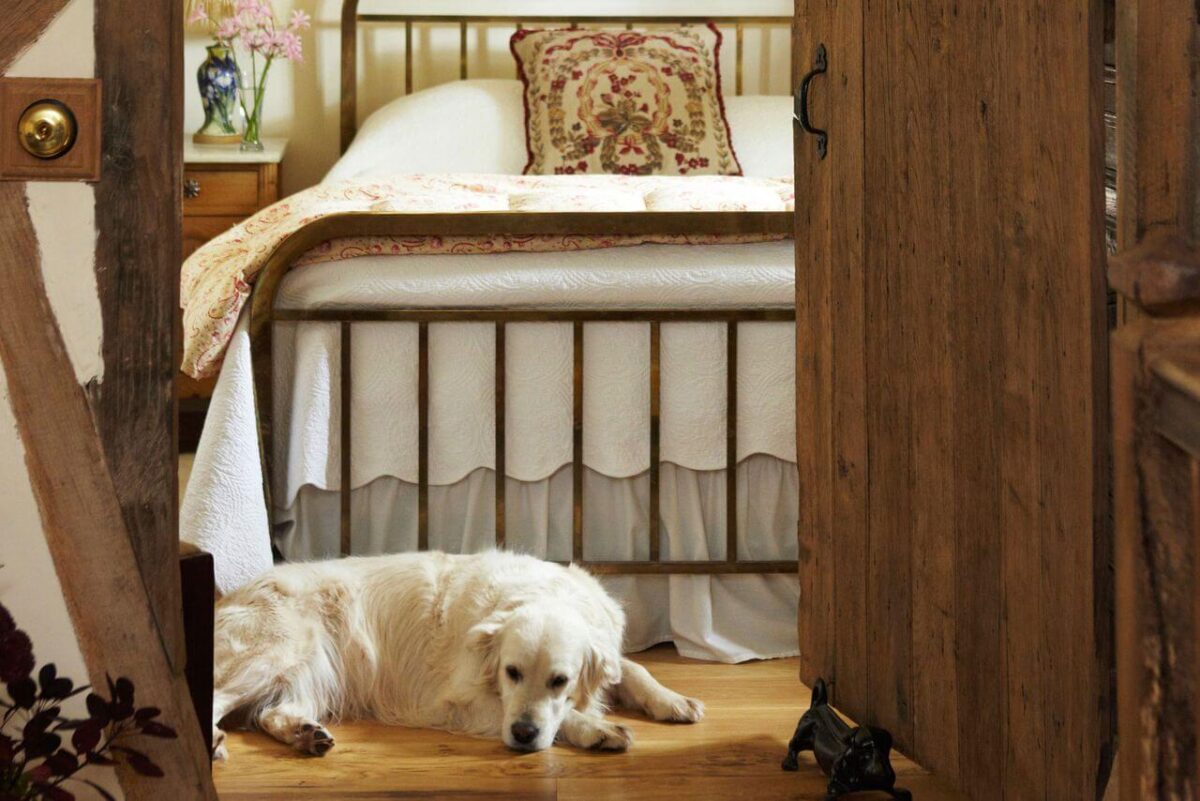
[510, 24, 742, 177]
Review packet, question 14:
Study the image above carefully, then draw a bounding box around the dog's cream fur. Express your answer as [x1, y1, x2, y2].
[212, 550, 703, 757]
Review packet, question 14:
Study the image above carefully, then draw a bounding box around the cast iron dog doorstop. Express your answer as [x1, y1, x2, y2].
[782, 678, 911, 801]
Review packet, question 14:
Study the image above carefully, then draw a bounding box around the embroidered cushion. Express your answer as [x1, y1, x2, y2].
[510, 25, 742, 177]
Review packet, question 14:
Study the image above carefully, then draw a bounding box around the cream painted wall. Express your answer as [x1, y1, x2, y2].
[0, 1, 121, 796]
[183, 0, 792, 195]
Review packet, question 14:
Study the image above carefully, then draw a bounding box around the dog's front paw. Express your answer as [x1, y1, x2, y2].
[295, 722, 336, 757]
[562, 715, 634, 752]
[649, 691, 705, 724]
[587, 720, 633, 752]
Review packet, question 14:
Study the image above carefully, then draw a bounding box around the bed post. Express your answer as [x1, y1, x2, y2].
[340, 0, 360, 153]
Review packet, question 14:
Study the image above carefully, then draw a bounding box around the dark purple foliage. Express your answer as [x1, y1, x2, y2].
[0, 600, 176, 800]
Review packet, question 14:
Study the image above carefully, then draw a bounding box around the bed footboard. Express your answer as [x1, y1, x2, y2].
[249, 211, 796, 576]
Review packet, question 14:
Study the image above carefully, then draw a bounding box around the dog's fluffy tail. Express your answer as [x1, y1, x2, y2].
[810, 678, 829, 707]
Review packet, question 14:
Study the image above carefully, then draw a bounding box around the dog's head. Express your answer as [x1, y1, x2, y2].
[469, 602, 622, 752]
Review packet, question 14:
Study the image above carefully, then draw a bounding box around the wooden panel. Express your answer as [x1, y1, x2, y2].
[183, 167, 261, 215]
[0, 77, 101, 181]
[796, 0, 1110, 796]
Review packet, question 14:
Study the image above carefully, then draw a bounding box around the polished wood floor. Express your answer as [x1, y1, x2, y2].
[213, 646, 965, 800]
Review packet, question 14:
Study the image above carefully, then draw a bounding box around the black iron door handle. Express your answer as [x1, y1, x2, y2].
[794, 44, 828, 160]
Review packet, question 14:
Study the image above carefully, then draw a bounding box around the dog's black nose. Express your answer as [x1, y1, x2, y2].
[511, 721, 539, 745]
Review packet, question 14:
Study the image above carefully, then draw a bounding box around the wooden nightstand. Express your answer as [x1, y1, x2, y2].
[180, 137, 286, 445]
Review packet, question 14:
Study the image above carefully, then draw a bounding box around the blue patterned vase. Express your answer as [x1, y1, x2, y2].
[194, 43, 242, 144]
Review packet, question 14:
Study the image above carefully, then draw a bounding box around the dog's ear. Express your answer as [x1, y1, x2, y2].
[467, 611, 508, 692]
[577, 638, 622, 705]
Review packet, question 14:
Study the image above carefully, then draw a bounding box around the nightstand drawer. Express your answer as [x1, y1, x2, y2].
[183, 169, 261, 216]
[184, 215, 243, 258]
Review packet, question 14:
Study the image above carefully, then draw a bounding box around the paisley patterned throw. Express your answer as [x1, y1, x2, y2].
[511, 25, 741, 176]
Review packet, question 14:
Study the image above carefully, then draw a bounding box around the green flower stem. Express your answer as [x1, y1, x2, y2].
[238, 51, 274, 145]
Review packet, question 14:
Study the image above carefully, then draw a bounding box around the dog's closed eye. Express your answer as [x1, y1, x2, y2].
[505, 665, 523, 683]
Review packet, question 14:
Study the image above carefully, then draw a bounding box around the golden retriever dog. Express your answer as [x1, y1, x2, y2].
[211, 550, 703, 758]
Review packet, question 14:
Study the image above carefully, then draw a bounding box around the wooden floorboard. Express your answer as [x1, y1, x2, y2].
[214, 646, 966, 800]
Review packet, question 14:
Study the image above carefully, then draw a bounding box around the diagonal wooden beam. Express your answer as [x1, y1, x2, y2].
[0, 183, 217, 799]
[0, 0, 70, 72]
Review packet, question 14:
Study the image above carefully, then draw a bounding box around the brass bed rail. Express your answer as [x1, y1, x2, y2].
[248, 210, 796, 575]
[340, 2, 795, 152]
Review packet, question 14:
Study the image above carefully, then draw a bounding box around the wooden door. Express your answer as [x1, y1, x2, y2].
[794, 2, 1113, 799]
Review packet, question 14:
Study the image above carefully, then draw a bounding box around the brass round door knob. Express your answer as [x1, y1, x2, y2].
[18, 99, 77, 160]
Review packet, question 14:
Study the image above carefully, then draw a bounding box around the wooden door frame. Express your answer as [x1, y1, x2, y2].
[0, 1, 217, 797]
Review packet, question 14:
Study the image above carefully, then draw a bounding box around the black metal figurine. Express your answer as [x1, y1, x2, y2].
[782, 679, 911, 801]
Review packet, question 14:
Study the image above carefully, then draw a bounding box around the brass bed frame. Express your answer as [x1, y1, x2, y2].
[250, 7, 797, 577]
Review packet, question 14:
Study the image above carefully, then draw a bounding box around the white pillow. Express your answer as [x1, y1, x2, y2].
[326, 79, 793, 182]
[724, 94, 795, 179]
[326, 80, 527, 182]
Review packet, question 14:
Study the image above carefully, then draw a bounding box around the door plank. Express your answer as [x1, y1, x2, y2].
[862, 0, 914, 750]
[794, 0, 870, 723]
[794, 0, 835, 690]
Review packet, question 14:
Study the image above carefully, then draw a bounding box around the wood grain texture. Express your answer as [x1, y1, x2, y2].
[0, 183, 217, 799]
[0, 0, 69, 72]
[793, 0, 869, 715]
[1112, 314, 1200, 801]
[213, 648, 966, 801]
[1111, 241, 1200, 801]
[795, 1, 1111, 797]
[1116, 0, 1200, 251]
[1113, 3, 1200, 798]
[91, 0, 187, 676]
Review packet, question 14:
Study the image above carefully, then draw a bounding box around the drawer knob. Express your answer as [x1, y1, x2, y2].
[183, 178, 201, 199]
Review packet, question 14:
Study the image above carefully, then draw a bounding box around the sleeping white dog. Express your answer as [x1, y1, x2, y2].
[212, 550, 703, 757]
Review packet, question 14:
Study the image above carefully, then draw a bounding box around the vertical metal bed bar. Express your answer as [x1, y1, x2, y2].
[649, 322, 661, 562]
[726, 321, 738, 563]
[459, 21, 468, 80]
[572, 321, 584, 562]
[417, 321, 429, 550]
[404, 21, 413, 95]
[340, 322, 353, 556]
[495, 322, 506, 548]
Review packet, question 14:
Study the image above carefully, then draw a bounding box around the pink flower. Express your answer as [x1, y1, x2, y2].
[215, 17, 240, 42]
[187, 5, 209, 25]
[288, 9, 311, 30]
[282, 30, 303, 61]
